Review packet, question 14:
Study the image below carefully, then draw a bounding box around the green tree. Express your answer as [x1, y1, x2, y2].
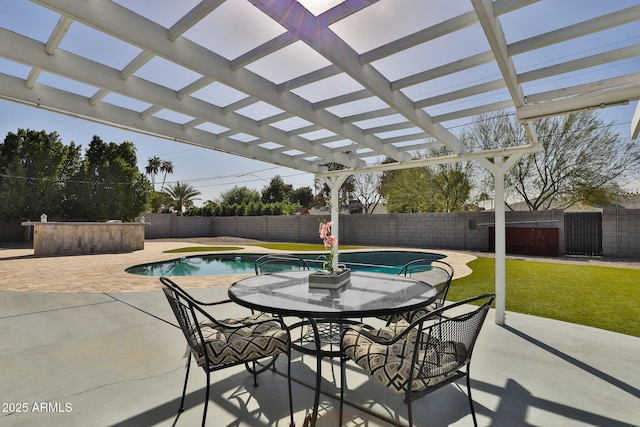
[59, 141, 88, 219]
[314, 162, 355, 208]
[159, 159, 174, 191]
[431, 168, 472, 212]
[244, 200, 264, 216]
[143, 158, 175, 212]
[575, 184, 621, 207]
[461, 111, 640, 210]
[429, 149, 473, 212]
[219, 186, 260, 205]
[380, 167, 438, 213]
[261, 175, 292, 203]
[351, 172, 383, 213]
[164, 181, 201, 213]
[0, 129, 78, 221]
[0, 130, 150, 221]
[288, 186, 314, 207]
[380, 152, 473, 213]
[184, 201, 220, 217]
[79, 136, 150, 221]
[148, 191, 173, 213]
[145, 156, 161, 190]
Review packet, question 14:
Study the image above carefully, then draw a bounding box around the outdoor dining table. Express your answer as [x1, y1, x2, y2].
[228, 269, 438, 426]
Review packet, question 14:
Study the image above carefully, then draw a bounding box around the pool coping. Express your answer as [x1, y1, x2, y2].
[0, 241, 475, 293]
[125, 249, 466, 277]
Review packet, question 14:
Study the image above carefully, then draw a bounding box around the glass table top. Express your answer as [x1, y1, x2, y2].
[228, 270, 439, 318]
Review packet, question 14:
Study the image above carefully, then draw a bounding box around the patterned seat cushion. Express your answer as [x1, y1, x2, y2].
[192, 313, 290, 367]
[386, 307, 432, 325]
[342, 326, 467, 394]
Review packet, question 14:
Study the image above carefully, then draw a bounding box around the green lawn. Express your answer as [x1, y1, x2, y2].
[254, 243, 363, 251]
[448, 257, 640, 338]
[164, 246, 243, 253]
[164, 243, 363, 253]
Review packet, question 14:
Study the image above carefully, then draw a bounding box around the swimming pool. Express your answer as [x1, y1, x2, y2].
[125, 251, 445, 276]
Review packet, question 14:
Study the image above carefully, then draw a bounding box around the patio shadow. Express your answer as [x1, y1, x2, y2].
[503, 325, 640, 399]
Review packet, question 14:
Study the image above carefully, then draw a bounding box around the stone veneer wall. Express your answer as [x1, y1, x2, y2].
[27, 222, 145, 256]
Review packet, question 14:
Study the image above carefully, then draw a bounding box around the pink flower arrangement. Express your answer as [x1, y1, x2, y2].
[318, 218, 338, 271]
[319, 219, 337, 249]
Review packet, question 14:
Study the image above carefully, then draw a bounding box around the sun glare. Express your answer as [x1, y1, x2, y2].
[297, 0, 344, 16]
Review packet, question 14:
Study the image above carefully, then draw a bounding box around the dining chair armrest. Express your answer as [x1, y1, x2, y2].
[160, 277, 233, 306]
[403, 293, 496, 330]
[199, 298, 233, 306]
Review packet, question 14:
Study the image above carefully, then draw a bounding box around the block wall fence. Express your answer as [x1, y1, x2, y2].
[3, 209, 636, 257]
[138, 208, 638, 257]
[602, 207, 640, 257]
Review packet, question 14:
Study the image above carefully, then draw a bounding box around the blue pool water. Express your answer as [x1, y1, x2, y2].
[125, 251, 444, 277]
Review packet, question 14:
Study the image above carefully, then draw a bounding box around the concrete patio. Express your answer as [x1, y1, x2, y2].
[1, 241, 638, 426]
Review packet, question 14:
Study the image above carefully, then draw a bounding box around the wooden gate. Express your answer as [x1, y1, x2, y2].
[489, 227, 559, 256]
[564, 212, 603, 256]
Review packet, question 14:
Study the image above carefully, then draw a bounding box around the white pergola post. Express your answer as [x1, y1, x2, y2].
[480, 154, 525, 325]
[322, 174, 349, 269]
[493, 156, 507, 325]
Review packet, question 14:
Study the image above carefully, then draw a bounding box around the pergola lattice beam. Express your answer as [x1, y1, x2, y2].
[509, 4, 640, 55]
[315, 143, 543, 179]
[34, 0, 396, 167]
[168, 0, 226, 41]
[0, 73, 312, 171]
[472, 0, 539, 145]
[360, 0, 537, 64]
[518, 85, 640, 122]
[0, 28, 350, 171]
[251, 0, 468, 157]
[472, 0, 525, 107]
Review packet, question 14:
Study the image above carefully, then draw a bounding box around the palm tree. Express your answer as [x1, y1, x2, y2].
[159, 160, 174, 191]
[148, 191, 173, 213]
[164, 182, 201, 213]
[145, 156, 161, 190]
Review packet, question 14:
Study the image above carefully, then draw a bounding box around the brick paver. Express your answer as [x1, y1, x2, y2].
[0, 241, 475, 293]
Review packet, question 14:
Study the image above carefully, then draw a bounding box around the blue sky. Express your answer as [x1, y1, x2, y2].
[1, 0, 639, 205]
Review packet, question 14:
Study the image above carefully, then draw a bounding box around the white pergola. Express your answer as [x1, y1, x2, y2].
[2, 0, 640, 324]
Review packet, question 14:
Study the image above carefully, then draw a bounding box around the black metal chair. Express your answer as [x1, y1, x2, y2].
[160, 277, 294, 427]
[254, 254, 310, 275]
[254, 254, 327, 356]
[340, 293, 495, 427]
[385, 259, 454, 325]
